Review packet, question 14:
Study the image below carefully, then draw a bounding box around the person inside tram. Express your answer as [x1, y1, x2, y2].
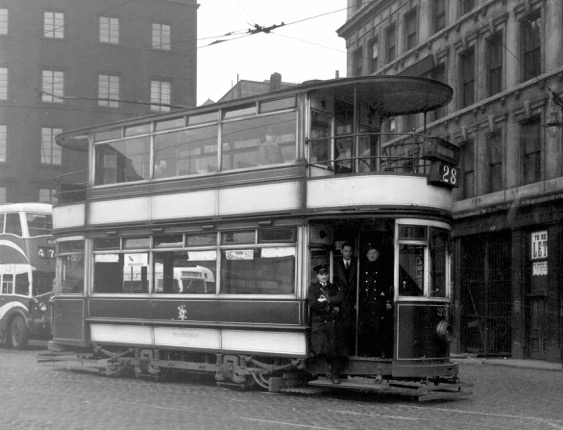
[307, 264, 348, 384]
[358, 245, 394, 357]
[257, 128, 283, 165]
[309, 125, 330, 166]
[333, 241, 357, 353]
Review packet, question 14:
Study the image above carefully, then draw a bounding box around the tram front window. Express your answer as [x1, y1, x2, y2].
[398, 244, 424, 296]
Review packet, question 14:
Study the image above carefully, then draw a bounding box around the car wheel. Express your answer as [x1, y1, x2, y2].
[10, 315, 30, 350]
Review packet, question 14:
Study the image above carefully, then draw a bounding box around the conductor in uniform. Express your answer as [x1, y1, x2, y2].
[307, 264, 347, 384]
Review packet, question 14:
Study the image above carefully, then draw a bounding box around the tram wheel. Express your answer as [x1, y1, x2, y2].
[9, 315, 30, 350]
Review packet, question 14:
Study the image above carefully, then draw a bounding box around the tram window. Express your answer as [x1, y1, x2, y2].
[154, 234, 183, 248]
[93, 253, 149, 294]
[221, 230, 254, 245]
[185, 233, 216, 247]
[14, 273, 30, 296]
[124, 123, 150, 137]
[429, 229, 449, 297]
[153, 250, 216, 294]
[155, 117, 185, 131]
[94, 136, 150, 185]
[258, 228, 296, 243]
[260, 97, 296, 113]
[222, 104, 256, 120]
[398, 244, 424, 296]
[94, 128, 121, 142]
[26, 213, 52, 237]
[0, 213, 4, 233]
[221, 112, 296, 170]
[5, 213, 22, 236]
[155, 125, 218, 178]
[59, 240, 84, 253]
[94, 238, 120, 250]
[220, 247, 295, 294]
[188, 111, 218, 126]
[123, 237, 150, 249]
[2, 274, 13, 294]
[59, 254, 85, 294]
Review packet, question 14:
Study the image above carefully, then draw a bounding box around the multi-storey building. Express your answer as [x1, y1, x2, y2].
[0, 0, 197, 204]
[338, 0, 562, 363]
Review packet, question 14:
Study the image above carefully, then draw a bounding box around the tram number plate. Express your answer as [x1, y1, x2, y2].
[429, 161, 460, 188]
[38, 246, 55, 259]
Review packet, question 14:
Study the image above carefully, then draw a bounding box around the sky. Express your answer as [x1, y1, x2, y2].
[196, 1, 348, 105]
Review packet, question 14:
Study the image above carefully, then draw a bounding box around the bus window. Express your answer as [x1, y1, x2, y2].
[33, 270, 56, 296]
[14, 273, 30, 296]
[5, 213, 22, 236]
[26, 213, 53, 237]
[2, 274, 13, 294]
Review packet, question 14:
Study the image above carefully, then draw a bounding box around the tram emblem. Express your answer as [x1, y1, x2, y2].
[177, 305, 188, 320]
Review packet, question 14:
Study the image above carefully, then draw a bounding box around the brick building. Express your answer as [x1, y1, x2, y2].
[0, 0, 197, 203]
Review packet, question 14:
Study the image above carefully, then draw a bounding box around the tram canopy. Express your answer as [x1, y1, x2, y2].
[303, 75, 453, 117]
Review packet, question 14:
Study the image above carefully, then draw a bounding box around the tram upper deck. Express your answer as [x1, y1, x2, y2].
[54, 76, 458, 232]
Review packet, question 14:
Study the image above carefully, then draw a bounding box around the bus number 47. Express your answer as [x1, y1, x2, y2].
[38, 247, 55, 259]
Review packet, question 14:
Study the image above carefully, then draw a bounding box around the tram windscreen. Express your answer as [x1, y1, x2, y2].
[398, 244, 424, 296]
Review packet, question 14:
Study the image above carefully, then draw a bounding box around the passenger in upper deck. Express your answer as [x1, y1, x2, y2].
[257, 128, 283, 165]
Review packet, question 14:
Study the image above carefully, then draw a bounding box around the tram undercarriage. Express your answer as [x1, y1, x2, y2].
[39, 344, 471, 401]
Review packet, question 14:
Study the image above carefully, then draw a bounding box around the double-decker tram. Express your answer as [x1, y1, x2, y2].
[44, 75, 470, 400]
[0, 203, 54, 349]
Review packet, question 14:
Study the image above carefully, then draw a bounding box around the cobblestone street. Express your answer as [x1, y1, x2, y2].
[1, 342, 562, 430]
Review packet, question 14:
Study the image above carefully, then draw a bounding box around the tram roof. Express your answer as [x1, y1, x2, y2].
[56, 75, 452, 150]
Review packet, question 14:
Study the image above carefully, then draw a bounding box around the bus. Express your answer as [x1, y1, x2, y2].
[0, 203, 54, 349]
[45, 75, 469, 400]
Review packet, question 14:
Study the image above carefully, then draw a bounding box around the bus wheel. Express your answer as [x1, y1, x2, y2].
[10, 315, 30, 350]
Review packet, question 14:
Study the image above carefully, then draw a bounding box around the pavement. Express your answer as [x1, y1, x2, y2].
[451, 353, 562, 372]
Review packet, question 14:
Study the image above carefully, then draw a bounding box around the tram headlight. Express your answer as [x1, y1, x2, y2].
[436, 320, 455, 343]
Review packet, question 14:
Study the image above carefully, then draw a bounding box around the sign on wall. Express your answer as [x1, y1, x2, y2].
[531, 230, 548, 260]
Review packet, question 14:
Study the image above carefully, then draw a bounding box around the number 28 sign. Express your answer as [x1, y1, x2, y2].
[429, 161, 460, 188]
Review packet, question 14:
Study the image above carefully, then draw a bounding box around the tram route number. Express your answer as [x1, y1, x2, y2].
[429, 161, 460, 188]
[38, 246, 55, 259]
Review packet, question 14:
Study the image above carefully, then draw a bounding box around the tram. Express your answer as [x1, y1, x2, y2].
[43, 75, 470, 400]
[0, 203, 54, 349]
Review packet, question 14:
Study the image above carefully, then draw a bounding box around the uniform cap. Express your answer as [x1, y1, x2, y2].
[313, 264, 329, 274]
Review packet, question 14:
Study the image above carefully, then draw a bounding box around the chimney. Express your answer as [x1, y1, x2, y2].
[270, 72, 282, 92]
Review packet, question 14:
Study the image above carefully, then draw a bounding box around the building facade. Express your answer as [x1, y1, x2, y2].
[0, 0, 197, 204]
[338, 0, 563, 362]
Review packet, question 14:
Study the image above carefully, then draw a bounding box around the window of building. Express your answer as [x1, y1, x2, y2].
[353, 47, 363, 77]
[459, 0, 475, 16]
[98, 74, 120, 107]
[459, 47, 475, 108]
[39, 188, 58, 204]
[487, 32, 503, 96]
[487, 130, 502, 193]
[0, 8, 8, 35]
[461, 138, 475, 198]
[404, 8, 418, 51]
[0, 67, 7, 100]
[385, 23, 396, 63]
[368, 38, 378, 73]
[150, 80, 171, 112]
[152, 23, 171, 50]
[425, 62, 447, 120]
[0, 125, 5, 162]
[433, 0, 446, 33]
[41, 127, 62, 165]
[521, 10, 541, 82]
[41, 70, 64, 103]
[520, 116, 542, 184]
[44, 11, 64, 39]
[100, 16, 119, 44]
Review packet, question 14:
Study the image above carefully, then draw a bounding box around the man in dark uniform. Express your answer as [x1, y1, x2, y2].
[359, 245, 394, 357]
[333, 242, 357, 354]
[307, 264, 348, 384]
